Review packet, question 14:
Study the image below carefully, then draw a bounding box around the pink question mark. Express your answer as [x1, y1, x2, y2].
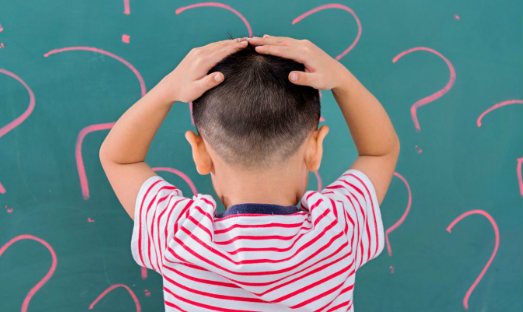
[477, 99, 523, 197]
[175, 1, 252, 126]
[446, 209, 499, 310]
[43, 46, 146, 200]
[44, 46, 147, 279]
[0, 23, 4, 48]
[89, 283, 141, 311]
[0, 69, 36, 197]
[0, 234, 57, 312]
[292, 3, 362, 124]
[384, 172, 412, 273]
[0, 69, 36, 139]
[392, 47, 456, 132]
[122, 0, 131, 43]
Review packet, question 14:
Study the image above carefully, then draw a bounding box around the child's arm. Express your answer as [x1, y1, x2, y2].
[331, 67, 400, 206]
[99, 38, 249, 219]
[248, 35, 400, 206]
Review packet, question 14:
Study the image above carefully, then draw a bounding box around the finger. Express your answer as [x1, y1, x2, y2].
[254, 44, 307, 64]
[247, 34, 296, 46]
[196, 71, 224, 90]
[201, 39, 248, 68]
[289, 70, 316, 87]
[202, 37, 248, 50]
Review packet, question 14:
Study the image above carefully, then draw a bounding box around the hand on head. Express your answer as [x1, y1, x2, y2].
[158, 34, 347, 104]
[158, 37, 249, 103]
[247, 34, 347, 90]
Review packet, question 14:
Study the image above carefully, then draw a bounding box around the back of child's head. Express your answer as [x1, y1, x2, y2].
[192, 35, 321, 170]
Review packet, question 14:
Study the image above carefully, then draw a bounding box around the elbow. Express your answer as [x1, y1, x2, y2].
[98, 143, 110, 164]
[390, 136, 400, 157]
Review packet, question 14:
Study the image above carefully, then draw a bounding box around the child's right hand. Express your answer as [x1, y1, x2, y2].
[247, 34, 349, 91]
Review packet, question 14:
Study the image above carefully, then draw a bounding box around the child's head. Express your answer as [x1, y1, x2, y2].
[184, 35, 329, 207]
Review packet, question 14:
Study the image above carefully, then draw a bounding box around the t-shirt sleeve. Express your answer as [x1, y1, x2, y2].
[131, 175, 192, 275]
[321, 168, 385, 270]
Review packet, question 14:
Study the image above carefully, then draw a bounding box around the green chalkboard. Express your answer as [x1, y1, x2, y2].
[0, 0, 521, 311]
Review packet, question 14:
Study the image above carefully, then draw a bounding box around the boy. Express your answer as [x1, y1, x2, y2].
[99, 34, 400, 311]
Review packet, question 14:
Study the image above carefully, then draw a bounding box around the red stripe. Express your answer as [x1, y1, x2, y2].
[191, 203, 313, 240]
[163, 274, 265, 303]
[325, 298, 353, 312]
[155, 195, 177, 266]
[177, 210, 337, 266]
[168, 223, 345, 278]
[288, 267, 352, 309]
[163, 286, 260, 312]
[343, 193, 363, 267]
[325, 184, 346, 190]
[340, 179, 371, 267]
[137, 179, 162, 269]
[174, 199, 194, 233]
[306, 191, 316, 200]
[165, 239, 349, 288]
[201, 197, 215, 207]
[164, 299, 187, 312]
[328, 198, 338, 221]
[163, 198, 187, 255]
[337, 200, 349, 238]
[259, 250, 353, 297]
[339, 179, 364, 197]
[214, 226, 317, 255]
[145, 185, 177, 272]
[162, 263, 242, 288]
[340, 200, 356, 255]
[189, 206, 323, 250]
[215, 220, 310, 235]
[348, 172, 380, 258]
[310, 198, 325, 226]
[319, 283, 354, 311]
[151, 193, 172, 273]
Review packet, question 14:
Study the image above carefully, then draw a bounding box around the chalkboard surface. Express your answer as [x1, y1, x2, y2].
[0, 0, 521, 311]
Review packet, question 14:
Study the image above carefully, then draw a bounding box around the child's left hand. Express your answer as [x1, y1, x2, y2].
[158, 37, 249, 103]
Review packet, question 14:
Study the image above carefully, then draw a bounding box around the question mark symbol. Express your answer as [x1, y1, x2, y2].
[384, 172, 412, 273]
[0, 69, 36, 200]
[0, 235, 57, 312]
[392, 47, 456, 132]
[477, 99, 523, 197]
[89, 283, 141, 311]
[44, 46, 146, 200]
[446, 209, 499, 310]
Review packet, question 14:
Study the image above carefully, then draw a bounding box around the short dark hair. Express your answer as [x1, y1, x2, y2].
[192, 35, 321, 169]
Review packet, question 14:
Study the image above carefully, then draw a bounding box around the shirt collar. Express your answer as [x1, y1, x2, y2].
[215, 202, 301, 218]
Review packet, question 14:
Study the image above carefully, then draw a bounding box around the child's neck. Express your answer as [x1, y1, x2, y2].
[212, 161, 308, 210]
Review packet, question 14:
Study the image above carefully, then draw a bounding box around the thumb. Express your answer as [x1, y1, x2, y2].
[288, 71, 314, 87]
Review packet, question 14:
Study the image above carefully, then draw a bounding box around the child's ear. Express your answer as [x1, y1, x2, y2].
[305, 125, 329, 172]
[184, 130, 213, 175]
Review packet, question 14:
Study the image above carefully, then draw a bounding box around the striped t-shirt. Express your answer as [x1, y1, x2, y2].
[131, 168, 385, 311]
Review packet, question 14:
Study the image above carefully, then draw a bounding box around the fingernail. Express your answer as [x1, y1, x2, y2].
[263, 34, 270, 38]
[290, 73, 297, 81]
[215, 74, 222, 82]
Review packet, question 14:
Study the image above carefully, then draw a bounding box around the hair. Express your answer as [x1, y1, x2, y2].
[192, 34, 321, 170]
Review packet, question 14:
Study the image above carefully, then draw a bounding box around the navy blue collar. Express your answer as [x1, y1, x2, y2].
[216, 202, 301, 218]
